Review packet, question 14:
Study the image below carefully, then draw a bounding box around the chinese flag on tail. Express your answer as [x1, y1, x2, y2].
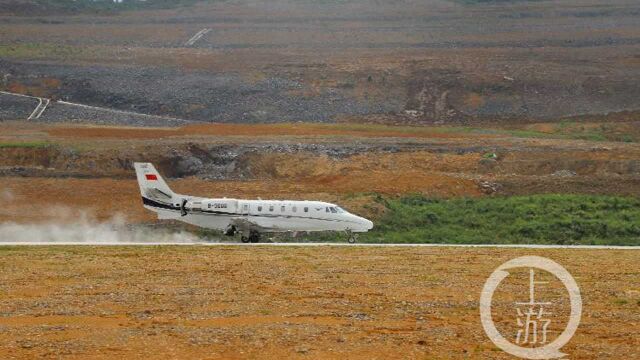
[145, 174, 158, 181]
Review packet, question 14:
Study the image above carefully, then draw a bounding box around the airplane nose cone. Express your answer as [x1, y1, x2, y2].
[359, 217, 373, 231]
[347, 214, 373, 232]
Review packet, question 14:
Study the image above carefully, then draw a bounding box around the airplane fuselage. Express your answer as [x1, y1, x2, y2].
[134, 162, 373, 242]
[143, 196, 373, 233]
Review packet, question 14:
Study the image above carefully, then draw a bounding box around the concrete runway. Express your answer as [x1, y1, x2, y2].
[0, 241, 638, 249]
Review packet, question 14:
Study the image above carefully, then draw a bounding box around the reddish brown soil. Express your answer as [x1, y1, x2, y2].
[44, 123, 488, 140]
[4, 121, 640, 225]
[0, 246, 636, 359]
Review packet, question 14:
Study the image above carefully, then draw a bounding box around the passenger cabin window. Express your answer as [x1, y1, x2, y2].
[292, 206, 297, 212]
[269, 205, 274, 212]
[258, 206, 262, 211]
[243, 204, 249, 211]
[326, 207, 329, 213]
[304, 207, 309, 212]
[281, 205, 285, 212]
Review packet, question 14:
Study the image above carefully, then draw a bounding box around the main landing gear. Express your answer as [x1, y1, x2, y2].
[225, 225, 237, 237]
[241, 230, 261, 243]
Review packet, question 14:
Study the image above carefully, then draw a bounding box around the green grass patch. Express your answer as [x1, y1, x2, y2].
[613, 298, 629, 305]
[329, 122, 640, 143]
[361, 194, 640, 245]
[521, 121, 640, 143]
[0, 141, 50, 149]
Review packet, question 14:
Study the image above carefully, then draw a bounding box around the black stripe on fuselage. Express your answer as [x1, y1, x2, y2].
[142, 197, 178, 211]
[142, 197, 232, 215]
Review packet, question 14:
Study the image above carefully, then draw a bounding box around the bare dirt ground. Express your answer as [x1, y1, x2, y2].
[0, 246, 637, 359]
[1, 2, 639, 358]
[2, 121, 640, 224]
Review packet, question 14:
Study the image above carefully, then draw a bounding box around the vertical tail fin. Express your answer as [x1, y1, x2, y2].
[133, 163, 175, 202]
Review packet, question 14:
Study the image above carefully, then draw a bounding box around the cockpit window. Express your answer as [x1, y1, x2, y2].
[336, 207, 345, 213]
[330, 207, 337, 213]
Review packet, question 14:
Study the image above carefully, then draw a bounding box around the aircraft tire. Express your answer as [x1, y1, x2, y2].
[241, 236, 250, 243]
[249, 231, 260, 243]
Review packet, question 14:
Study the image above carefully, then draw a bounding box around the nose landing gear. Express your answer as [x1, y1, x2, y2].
[346, 231, 358, 244]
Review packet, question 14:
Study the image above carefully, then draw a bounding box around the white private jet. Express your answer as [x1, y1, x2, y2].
[134, 163, 373, 243]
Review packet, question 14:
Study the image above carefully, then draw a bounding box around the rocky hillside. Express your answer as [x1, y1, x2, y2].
[1, 0, 640, 124]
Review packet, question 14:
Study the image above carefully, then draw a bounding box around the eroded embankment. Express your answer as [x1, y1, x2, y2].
[2, 140, 640, 181]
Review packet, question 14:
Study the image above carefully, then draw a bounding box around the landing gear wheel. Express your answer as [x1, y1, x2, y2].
[225, 225, 237, 237]
[241, 235, 250, 243]
[348, 234, 358, 244]
[249, 230, 261, 243]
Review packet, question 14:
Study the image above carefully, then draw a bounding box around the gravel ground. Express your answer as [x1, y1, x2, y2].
[38, 101, 193, 127]
[0, 93, 37, 121]
[3, 0, 640, 125]
[0, 94, 194, 126]
[0, 61, 397, 125]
